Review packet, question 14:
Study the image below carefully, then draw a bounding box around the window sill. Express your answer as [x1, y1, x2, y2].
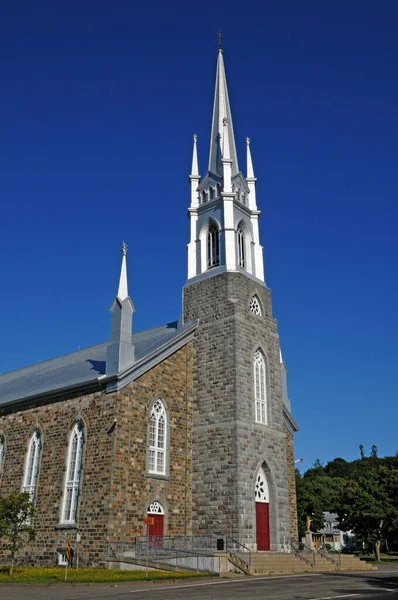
[146, 473, 170, 481]
[55, 523, 78, 531]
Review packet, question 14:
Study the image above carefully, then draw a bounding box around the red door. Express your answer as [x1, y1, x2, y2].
[148, 514, 164, 546]
[256, 502, 270, 551]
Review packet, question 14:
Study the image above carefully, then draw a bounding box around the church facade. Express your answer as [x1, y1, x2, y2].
[0, 47, 298, 565]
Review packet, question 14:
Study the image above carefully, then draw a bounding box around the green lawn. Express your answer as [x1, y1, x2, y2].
[360, 553, 398, 564]
[0, 566, 210, 584]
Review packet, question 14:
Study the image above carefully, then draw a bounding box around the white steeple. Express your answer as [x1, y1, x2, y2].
[208, 48, 239, 177]
[186, 45, 265, 283]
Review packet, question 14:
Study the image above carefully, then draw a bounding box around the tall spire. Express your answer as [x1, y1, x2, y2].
[117, 241, 129, 301]
[208, 48, 239, 177]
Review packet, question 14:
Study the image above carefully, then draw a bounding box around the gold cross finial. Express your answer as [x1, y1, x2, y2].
[217, 31, 222, 50]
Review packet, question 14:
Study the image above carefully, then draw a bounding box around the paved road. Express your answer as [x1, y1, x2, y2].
[1, 570, 398, 600]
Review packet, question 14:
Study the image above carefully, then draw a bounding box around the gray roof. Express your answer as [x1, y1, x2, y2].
[0, 321, 196, 408]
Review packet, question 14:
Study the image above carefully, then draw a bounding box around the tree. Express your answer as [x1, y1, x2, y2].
[0, 492, 36, 574]
[359, 445, 365, 460]
[295, 470, 342, 539]
[371, 445, 378, 459]
[336, 466, 398, 560]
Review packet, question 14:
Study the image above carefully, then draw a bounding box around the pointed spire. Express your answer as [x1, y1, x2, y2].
[246, 137, 255, 179]
[190, 134, 199, 177]
[117, 242, 129, 301]
[208, 48, 239, 177]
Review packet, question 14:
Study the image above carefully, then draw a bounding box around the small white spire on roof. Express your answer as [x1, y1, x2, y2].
[190, 134, 199, 177]
[246, 137, 255, 179]
[117, 242, 129, 301]
[279, 348, 283, 364]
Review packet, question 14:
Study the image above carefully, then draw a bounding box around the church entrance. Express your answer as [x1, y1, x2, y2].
[255, 467, 270, 551]
[147, 501, 164, 545]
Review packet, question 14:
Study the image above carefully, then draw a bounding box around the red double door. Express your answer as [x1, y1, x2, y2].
[256, 502, 270, 551]
[148, 513, 164, 543]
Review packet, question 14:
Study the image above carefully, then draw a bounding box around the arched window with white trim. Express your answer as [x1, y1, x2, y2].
[237, 226, 245, 269]
[0, 434, 5, 476]
[62, 421, 85, 524]
[22, 429, 42, 503]
[207, 222, 220, 269]
[254, 350, 267, 424]
[148, 399, 167, 475]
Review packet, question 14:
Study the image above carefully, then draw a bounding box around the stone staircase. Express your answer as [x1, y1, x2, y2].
[248, 552, 374, 575]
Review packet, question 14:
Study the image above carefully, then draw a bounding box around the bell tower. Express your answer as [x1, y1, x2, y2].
[187, 47, 264, 282]
[183, 45, 298, 550]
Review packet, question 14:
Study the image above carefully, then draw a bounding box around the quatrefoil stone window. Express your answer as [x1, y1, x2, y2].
[250, 296, 262, 316]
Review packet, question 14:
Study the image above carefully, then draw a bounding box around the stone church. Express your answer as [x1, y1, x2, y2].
[0, 47, 298, 565]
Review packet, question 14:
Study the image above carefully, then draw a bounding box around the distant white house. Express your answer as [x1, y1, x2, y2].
[312, 512, 354, 551]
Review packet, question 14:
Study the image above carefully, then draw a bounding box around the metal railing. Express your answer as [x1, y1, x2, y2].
[317, 543, 341, 567]
[133, 534, 251, 573]
[288, 537, 316, 567]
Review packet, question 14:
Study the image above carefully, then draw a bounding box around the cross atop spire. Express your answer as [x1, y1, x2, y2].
[217, 31, 222, 51]
[208, 47, 239, 178]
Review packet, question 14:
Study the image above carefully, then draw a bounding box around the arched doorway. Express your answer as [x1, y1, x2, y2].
[255, 467, 270, 551]
[147, 501, 164, 541]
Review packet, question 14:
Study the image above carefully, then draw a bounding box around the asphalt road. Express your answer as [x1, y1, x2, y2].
[1, 570, 398, 600]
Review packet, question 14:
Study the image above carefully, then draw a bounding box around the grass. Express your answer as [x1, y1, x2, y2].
[360, 553, 398, 564]
[0, 566, 210, 584]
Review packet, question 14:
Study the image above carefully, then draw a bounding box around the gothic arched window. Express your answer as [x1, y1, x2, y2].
[149, 399, 167, 475]
[242, 192, 247, 206]
[201, 190, 207, 204]
[216, 183, 221, 198]
[236, 188, 241, 202]
[250, 295, 262, 316]
[255, 467, 269, 503]
[254, 350, 267, 424]
[237, 226, 245, 269]
[207, 222, 220, 268]
[22, 429, 42, 503]
[62, 421, 85, 523]
[209, 187, 214, 200]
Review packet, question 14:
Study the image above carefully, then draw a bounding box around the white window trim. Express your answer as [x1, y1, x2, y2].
[22, 430, 41, 504]
[237, 226, 245, 269]
[0, 435, 5, 473]
[148, 400, 167, 475]
[61, 422, 84, 525]
[254, 350, 268, 425]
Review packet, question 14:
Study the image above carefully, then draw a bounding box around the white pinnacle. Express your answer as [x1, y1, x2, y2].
[190, 134, 199, 177]
[117, 242, 129, 301]
[246, 137, 255, 179]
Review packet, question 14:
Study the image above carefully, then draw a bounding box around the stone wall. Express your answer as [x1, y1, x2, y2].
[183, 271, 294, 550]
[0, 343, 193, 565]
[285, 426, 298, 539]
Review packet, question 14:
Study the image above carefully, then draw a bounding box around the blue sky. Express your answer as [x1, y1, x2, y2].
[1, 0, 397, 469]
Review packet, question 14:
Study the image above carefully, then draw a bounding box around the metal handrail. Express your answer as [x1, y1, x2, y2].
[317, 544, 341, 567]
[288, 537, 316, 567]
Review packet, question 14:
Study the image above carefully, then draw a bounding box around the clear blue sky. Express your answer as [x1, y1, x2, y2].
[1, 1, 397, 468]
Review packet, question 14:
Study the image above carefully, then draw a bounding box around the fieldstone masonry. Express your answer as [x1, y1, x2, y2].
[0, 344, 193, 565]
[183, 270, 295, 550]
